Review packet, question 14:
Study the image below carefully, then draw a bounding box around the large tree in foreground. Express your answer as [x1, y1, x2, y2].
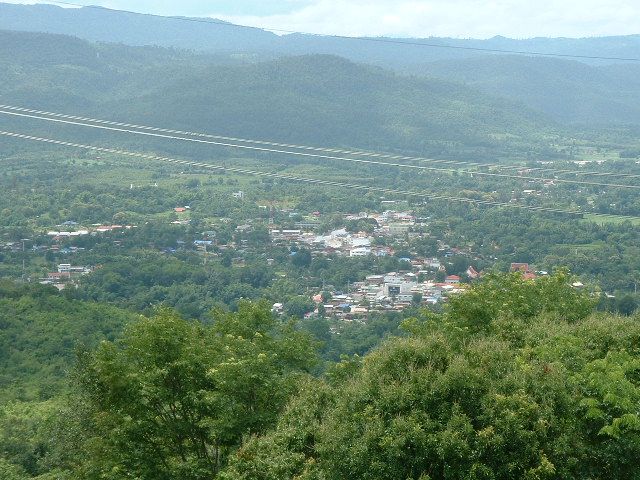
[223, 272, 640, 480]
[71, 302, 316, 480]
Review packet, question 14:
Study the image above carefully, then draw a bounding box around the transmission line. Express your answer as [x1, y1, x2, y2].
[3, 129, 637, 221]
[2, 109, 639, 191]
[1, 103, 637, 180]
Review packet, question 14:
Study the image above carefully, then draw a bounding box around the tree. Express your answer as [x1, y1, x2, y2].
[291, 249, 312, 268]
[412, 292, 423, 306]
[70, 303, 316, 479]
[223, 272, 639, 480]
[285, 296, 315, 318]
[445, 270, 595, 334]
[616, 295, 638, 316]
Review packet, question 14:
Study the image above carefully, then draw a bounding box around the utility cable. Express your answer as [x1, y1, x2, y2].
[1, 103, 638, 180]
[2, 109, 639, 190]
[2, 129, 636, 220]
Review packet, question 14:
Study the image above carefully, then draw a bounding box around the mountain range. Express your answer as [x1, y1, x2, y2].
[2, 2, 640, 68]
[0, 2, 639, 159]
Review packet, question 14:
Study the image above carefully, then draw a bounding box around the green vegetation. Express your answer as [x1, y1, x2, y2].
[2, 273, 639, 479]
[0, 281, 137, 402]
[1, 18, 640, 480]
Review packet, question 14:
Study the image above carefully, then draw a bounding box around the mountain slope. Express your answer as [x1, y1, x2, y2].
[0, 2, 279, 52]
[0, 30, 556, 159]
[417, 55, 640, 126]
[0, 281, 138, 402]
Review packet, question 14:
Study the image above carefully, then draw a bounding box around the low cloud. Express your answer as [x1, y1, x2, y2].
[4, 0, 639, 38]
[213, 0, 640, 39]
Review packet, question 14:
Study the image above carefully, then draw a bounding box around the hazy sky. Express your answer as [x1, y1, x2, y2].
[5, 0, 640, 38]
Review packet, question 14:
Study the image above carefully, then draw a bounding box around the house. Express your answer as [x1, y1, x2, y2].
[511, 263, 536, 280]
[365, 275, 385, 286]
[445, 275, 461, 284]
[193, 240, 213, 247]
[466, 266, 480, 279]
[47, 272, 71, 281]
[174, 207, 187, 213]
[388, 223, 411, 235]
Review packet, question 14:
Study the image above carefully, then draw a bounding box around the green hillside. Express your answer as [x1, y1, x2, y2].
[418, 55, 640, 125]
[0, 281, 138, 402]
[0, 30, 557, 160]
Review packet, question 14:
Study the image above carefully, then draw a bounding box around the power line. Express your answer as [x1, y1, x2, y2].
[0, 129, 612, 218]
[2, 103, 638, 181]
[3, 108, 639, 191]
[30, 1, 640, 63]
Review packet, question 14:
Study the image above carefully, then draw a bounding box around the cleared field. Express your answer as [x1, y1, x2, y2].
[583, 213, 640, 226]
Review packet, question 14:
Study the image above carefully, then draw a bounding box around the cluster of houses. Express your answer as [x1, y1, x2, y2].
[1, 242, 29, 254]
[269, 210, 418, 257]
[297, 271, 468, 320]
[46, 222, 136, 241]
[270, 228, 393, 257]
[40, 263, 93, 290]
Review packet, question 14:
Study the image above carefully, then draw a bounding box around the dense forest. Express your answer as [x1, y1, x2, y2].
[0, 30, 559, 161]
[1, 273, 640, 479]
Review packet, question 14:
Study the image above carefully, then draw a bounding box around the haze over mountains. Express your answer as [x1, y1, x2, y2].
[2, 2, 640, 67]
[0, 1, 639, 157]
[0, 30, 553, 160]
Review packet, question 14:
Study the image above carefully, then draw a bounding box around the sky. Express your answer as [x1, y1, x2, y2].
[4, 0, 640, 38]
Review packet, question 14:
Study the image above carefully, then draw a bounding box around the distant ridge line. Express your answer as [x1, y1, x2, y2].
[15, 1, 640, 63]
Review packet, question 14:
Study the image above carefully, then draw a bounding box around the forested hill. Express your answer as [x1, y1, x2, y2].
[0, 2, 278, 53]
[416, 55, 640, 126]
[1, 2, 640, 67]
[0, 281, 137, 402]
[2, 3, 640, 134]
[0, 30, 556, 159]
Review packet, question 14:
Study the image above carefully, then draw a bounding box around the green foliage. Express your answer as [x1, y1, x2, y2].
[445, 270, 595, 334]
[223, 273, 640, 480]
[0, 458, 28, 480]
[69, 303, 316, 479]
[0, 399, 67, 478]
[0, 282, 137, 402]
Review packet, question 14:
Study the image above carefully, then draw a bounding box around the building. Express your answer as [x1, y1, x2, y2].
[388, 223, 411, 235]
[466, 266, 480, 279]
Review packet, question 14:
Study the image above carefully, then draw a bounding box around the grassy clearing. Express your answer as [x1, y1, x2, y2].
[583, 213, 640, 226]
